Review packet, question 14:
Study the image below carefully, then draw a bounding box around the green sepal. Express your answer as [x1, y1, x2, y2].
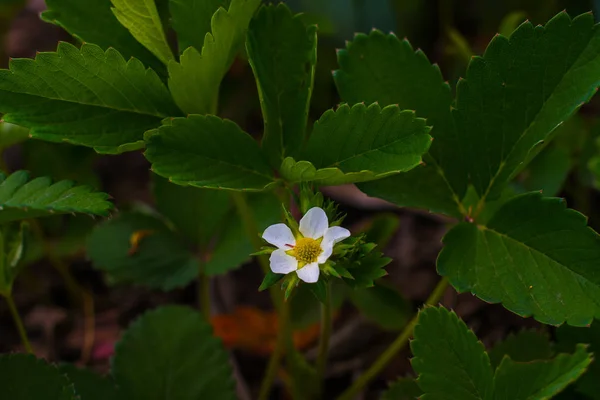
[283, 273, 300, 300]
[250, 247, 274, 256]
[282, 204, 300, 236]
[258, 270, 284, 291]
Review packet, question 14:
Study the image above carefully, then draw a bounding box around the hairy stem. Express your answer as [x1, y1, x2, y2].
[6, 294, 32, 353]
[316, 280, 332, 392]
[258, 298, 289, 400]
[336, 277, 449, 400]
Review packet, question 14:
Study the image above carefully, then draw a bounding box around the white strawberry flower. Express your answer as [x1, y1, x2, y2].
[262, 207, 351, 283]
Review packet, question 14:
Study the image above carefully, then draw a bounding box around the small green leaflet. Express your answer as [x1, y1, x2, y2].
[493, 346, 591, 400]
[169, 0, 231, 53]
[112, 306, 236, 400]
[110, 0, 174, 65]
[168, 0, 261, 114]
[488, 330, 554, 369]
[411, 307, 494, 400]
[455, 12, 600, 201]
[0, 354, 76, 399]
[411, 307, 592, 400]
[381, 378, 423, 400]
[439, 192, 600, 326]
[0, 42, 180, 154]
[87, 212, 198, 291]
[144, 115, 276, 191]
[42, 0, 165, 75]
[0, 170, 112, 223]
[280, 103, 432, 186]
[247, 3, 317, 168]
[334, 30, 464, 214]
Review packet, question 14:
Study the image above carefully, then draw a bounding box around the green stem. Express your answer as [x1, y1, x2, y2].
[258, 298, 289, 400]
[336, 277, 449, 400]
[198, 265, 211, 320]
[5, 294, 32, 353]
[316, 281, 332, 390]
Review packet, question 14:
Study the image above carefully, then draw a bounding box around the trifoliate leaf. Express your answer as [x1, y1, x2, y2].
[113, 306, 236, 400]
[335, 30, 464, 215]
[0, 170, 112, 223]
[0, 354, 76, 399]
[493, 345, 592, 400]
[144, 115, 276, 191]
[556, 320, 600, 398]
[110, 0, 174, 65]
[381, 378, 423, 400]
[169, 0, 230, 53]
[281, 103, 432, 186]
[168, 0, 261, 114]
[411, 306, 494, 400]
[59, 364, 122, 400]
[349, 283, 411, 331]
[455, 12, 600, 200]
[488, 330, 554, 369]
[438, 192, 600, 326]
[0, 42, 180, 154]
[87, 212, 198, 291]
[247, 3, 317, 168]
[42, 0, 165, 75]
[153, 175, 230, 246]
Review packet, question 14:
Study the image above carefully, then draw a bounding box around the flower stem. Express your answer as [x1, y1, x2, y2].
[258, 297, 289, 400]
[198, 264, 211, 320]
[336, 277, 449, 400]
[5, 294, 32, 353]
[316, 280, 332, 392]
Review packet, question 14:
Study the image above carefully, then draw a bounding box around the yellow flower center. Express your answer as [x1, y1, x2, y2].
[292, 237, 322, 264]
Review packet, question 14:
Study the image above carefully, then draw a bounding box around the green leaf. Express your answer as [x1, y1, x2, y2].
[59, 364, 122, 400]
[0, 122, 28, 151]
[168, 0, 261, 114]
[42, 0, 164, 75]
[282, 103, 431, 185]
[335, 30, 464, 214]
[455, 12, 600, 200]
[0, 171, 111, 223]
[153, 175, 230, 246]
[87, 212, 198, 290]
[411, 306, 494, 400]
[247, 3, 317, 168]
[382, 378, 423, 400]
[0, 354, 76, 399]
[348, 283, 411, 331]
[438, 192, 600, 326]
[113, 306, 236, 400]
[169, 0, 230, 53]
[358, 162, 463, 218]
[556, 320, 600, 398]
[488, 330, 554, 369]
[144, 115, 276, 191]
[0, 42, 180, 154]
[206, 192, 280, 275]
[110, 0, 174, 65]
[519, 145, 571, 196]
[493, 345, 592, 400]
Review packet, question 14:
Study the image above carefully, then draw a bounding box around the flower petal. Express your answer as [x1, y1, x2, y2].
[299, 207, 328, 239]
[323, 226, 351, 246]
[262, 223, 296, 249]
[269, 249, 298, 274]
[296, 262, 320, 283]
[318, 243, 333, 264]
